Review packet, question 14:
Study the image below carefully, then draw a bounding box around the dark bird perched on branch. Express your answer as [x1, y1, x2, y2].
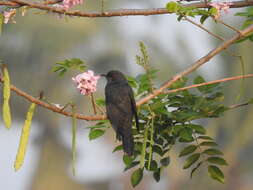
[102, 70, 139, 156]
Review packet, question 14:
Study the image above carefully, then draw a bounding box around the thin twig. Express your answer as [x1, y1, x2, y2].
[218, 19, 243, 35]
[164, 74, 253, 94]
[0, 0, 251, 18]
[229, 102, 250, 109]
[90, 93, 97, 114]
[184, 17, 225, 41]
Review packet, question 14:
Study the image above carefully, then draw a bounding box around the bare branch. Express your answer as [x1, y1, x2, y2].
[184, 17, 225, 41]
[229, 102, 250, 109]
[0, 0, 251, 18]
[0, 0, 62, 7]
[217, 19, 242, 35]
[0, 76, 106, 121]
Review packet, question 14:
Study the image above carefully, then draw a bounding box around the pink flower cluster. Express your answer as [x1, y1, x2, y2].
[209, 1, 233, 20]
[3, 9, 17, 24]
[72, 70, 100, 95]
[57, 0, 83, 10]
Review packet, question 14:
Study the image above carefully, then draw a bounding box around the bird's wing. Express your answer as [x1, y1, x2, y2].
[105, 84, 132, 132]
[128, 85, 139, 131]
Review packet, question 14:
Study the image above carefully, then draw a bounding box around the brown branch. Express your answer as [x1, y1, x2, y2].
[90, 93, 97, 115]
[164, 74, 253, 94]
[0, 76, 106, 121]
[0, 0, 62, 7]
[217, 19, 242, 35]
[184, 17, 225, 41]
[0, 0, 251, 18]
[229, 102, 250, 109]
[136, 24, 253, 106]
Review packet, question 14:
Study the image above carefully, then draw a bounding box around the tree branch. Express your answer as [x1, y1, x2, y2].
[164, 74, 253, 94]
[0, 76, 106, 121]
[136, 24, 253, 106]
[0, 0, 62, 7]
[0, 0, 251, 18]
[184, 17, 225, 41]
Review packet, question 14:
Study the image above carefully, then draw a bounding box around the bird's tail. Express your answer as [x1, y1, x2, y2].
[122, 130, 134, 156]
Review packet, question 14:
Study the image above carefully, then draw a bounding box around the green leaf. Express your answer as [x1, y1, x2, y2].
[87, 124, 107, 129]
[52, 58, 86, 76]
[2, 64, 12, 129]
[123, 155, 133, 166]
[193, 75, 219, 93]
[160, 157, 170, 166]
[188, 124, 206, 134]
[126, 76, 138, 88]
[152, 145, 164, 156]
[200, 15, 209, 24]
[208, 165, 225, 183]
[199, 141, 217, 147]
[71, 105, 77, 176]
[153, 168, 161, 182]
[112, 145, 123, 153]
[0, 14, 4, 36]
[89, 129, 105, 140]
[145, 160, 158, 171]
[203, 148, 223, 156]
[170, 77, 187, 89]
[95, 98, 105, 106]
[248, 98, 253, 104]
[190, 162, 202, 178]
[179, 145, 197, 157]
[124, 161, 140, 171]
[194, 75, 208, 93]
[179, 127, 193, 141]
[194, 75, 206, 84]
[209, 7, 218, 16]
[197, 136, 213, 140]
[14, 103, 36, 171]
[207, 157, 228, 165]
[235, 12, 249, 17]
[242, 19, 253, 29]
[183, 153, 200, 169]
[140, 127, 148, 168]
[131, 168, 143, 187]
[166, 2, 179, 13]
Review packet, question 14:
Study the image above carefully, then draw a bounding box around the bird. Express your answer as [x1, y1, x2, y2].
[102, 70, 139, 156]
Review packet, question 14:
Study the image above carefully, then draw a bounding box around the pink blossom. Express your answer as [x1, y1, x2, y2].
[209, 1, 233, 20]
[56, 0, 83, 10]
[3, 9, 17, 24]
[72, 70, 100, 95]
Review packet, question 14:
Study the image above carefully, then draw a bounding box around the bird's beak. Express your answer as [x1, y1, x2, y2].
[100, 74, 106, 77]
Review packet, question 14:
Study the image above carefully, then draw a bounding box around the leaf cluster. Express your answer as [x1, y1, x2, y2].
[235, 7, 253, 43]
[51, 58, 86, 76]
[166, 2, 217, 24]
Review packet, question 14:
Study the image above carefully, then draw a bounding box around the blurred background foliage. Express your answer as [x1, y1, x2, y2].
[0, 0, 253, 189]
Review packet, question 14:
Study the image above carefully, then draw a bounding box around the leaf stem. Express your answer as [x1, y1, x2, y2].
[90, 93, 97, 114]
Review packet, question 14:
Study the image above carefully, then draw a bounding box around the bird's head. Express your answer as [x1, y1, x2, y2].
[101, 70, 127, 83]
